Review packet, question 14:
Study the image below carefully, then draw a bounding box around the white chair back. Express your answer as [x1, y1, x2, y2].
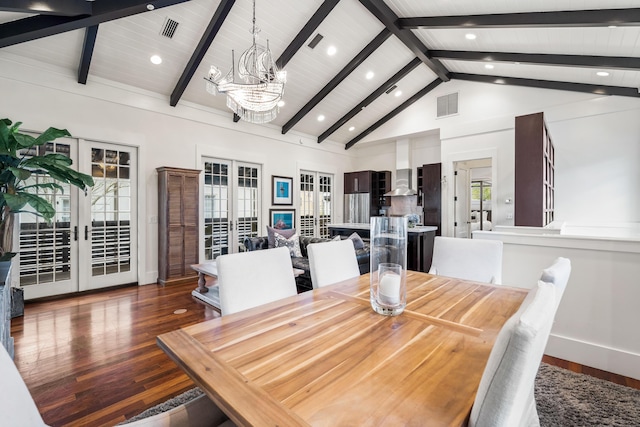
[540, 257, 571, 309]
[0, 344, 48, 426]
[307, 239, 361, 289]
[469, 280, 557, 427]
[428, 236, 503, 284]
[216, 246, 298, 315]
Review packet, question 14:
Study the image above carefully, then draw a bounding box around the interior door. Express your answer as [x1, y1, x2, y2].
[454, 166, 470, 238]
[300, 171, 333, 238]
[19, 140, 138, 299]
[202, 159, 261, 260]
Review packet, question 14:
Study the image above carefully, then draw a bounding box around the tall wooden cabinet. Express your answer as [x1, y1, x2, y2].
[157, 167, 201, 285]
[514, 112, 555, 227]
[417, 163, 442, 236]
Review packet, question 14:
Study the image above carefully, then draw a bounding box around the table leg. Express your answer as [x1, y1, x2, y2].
[195, 272, 209, 294]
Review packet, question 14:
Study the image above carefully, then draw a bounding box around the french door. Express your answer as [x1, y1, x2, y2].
[299, 170, 333, 238]
[453, 166, 470, 238]
[202, 158, 261, 260]
[19, 140, 138, 299]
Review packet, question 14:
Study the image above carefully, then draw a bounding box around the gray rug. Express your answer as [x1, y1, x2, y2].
[122, 363, 640, 425]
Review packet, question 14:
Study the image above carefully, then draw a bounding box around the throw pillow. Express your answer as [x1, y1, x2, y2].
[274, 232, 303, 258]
[332, 235, 342, 241]
[348, 232, 365, 249]
[267, 225, 296, 248]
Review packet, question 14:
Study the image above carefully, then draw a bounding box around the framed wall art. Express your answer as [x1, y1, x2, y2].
[272, 175, 293, 205]
[270, 209, 295, 230]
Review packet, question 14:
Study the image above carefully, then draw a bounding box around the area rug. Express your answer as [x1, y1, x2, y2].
[121, 363, 640, 425]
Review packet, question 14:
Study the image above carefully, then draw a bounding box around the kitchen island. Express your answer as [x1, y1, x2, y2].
[328, 223, 437, 272]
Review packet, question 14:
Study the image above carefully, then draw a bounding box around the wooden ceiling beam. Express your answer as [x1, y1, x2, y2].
[0, 0, 192, 48]
[77, 25, 98, 85]
[345, 78, 443, 150]
[170, 0, 235, 107]
[399, 9, 640, 29]
[452, 73, 640, 97]
[282, 28, 391, 134]
[358, 0, 449, 81]
[0, 0, 91, 16]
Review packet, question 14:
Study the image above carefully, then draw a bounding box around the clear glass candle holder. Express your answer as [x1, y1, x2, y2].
[370, 217, 407, 316]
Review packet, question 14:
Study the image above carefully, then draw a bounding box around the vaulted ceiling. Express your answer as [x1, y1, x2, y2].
[2, 0, 640, 149]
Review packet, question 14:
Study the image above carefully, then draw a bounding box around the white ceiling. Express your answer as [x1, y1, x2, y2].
[1, 0, 640, 148]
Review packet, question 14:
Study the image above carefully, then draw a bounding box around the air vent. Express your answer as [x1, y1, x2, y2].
[437, 92, 459, 118]
[307, 33, 323, 49]
[160, 17, 179, 39]
[385, 84, 397, 94]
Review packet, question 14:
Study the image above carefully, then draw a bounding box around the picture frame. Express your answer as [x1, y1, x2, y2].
[270, 209, 296, 230]
[272, 175, 293, 205]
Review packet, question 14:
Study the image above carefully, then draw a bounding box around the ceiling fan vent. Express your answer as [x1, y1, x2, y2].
[437, 92, 459, 118]
[160, 17, 179, 39]
[308, 33, 324, 49]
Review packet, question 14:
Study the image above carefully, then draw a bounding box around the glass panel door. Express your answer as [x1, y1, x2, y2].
[202, 159, 260, 260]
[299, 170, 333, 238]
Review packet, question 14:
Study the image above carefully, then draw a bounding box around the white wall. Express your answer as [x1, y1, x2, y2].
[0, 53, 356, 285]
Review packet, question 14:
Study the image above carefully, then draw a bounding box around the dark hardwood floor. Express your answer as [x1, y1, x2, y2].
[11, 278, 220, 427]
[11, 279, 639, 426]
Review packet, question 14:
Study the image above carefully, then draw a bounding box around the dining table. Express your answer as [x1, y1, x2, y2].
[157, 270, 529, 426]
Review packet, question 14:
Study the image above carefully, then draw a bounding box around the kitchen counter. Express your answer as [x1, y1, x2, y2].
[329, 223, 437, 234]
[328, 223, 437, 272]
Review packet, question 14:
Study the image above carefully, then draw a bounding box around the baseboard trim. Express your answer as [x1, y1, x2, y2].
[546, 333, 640, 382]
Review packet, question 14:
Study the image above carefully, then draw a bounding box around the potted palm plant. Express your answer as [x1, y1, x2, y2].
[0, 118, 94, 318]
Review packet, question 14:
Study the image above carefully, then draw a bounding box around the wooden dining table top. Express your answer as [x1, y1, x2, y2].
[157, 271, 528, 427]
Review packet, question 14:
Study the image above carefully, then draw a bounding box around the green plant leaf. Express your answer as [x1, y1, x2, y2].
[5, 192, 56, 220]
[13, 133, 37, 150]
[22, 182, 65, 193]
[23, 153, 73, 168]
[8, 166, 31, 181]
[34, 127, 71, 146]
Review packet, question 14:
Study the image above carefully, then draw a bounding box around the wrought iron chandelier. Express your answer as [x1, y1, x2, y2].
[204, 0, 286, 124]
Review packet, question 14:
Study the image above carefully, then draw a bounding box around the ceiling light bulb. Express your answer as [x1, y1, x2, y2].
[394, 90, 402, 97]
[327, 46, 337, 56]
[365, 71, 374, 80]
[150, 55, 162, 65]
[348, 126, 355, 131]
[465, 33, 477, 40]
[277, 100, 285, 107]
[485, 64, 494, 69]
[317, 115, 325, 122]
[596, 71, 610, 77]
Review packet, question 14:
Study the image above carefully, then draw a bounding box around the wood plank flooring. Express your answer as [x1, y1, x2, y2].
[11, 279, 219, 427]
[11, 279, 640, 426]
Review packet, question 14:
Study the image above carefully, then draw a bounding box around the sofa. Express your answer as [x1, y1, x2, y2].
[244, 234, 370, 292]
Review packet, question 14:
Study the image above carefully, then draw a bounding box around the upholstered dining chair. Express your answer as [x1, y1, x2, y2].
[540, 257, 572, 309]
[0, 342, 230, 426]
[216, 246, 298, 315]
[428, 236, 503, 284]
[307, 238, 361, 289]
[469, 258, 572, 427]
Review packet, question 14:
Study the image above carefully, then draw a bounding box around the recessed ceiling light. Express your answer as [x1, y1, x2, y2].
[596, 71, 610, 77]
[608, 25, 617, 28]
[365, 71, 374, 80]
[317, 115, 325, 122]
[327, 45, 337, 56]
[394, 90, 402, 97]
[485, 64, 494, 69]
[277, 100, 285, 107]
[348, 126, 355, 131]
[150, 55, 162, 65]
[465, 33, 477, 40]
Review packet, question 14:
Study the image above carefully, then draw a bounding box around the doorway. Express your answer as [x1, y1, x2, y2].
[453, 158, 492, 238]
[201, 158, 262, 260]
[299, 170, 333, 238]
[19, 140, 139, 299]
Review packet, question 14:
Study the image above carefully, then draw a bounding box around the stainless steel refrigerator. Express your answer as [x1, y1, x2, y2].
[344, 193, 370, 223]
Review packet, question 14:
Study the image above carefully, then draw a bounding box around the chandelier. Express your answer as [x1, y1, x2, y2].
[204, 0, 286, 124]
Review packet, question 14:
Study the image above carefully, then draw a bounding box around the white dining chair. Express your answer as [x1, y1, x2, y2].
[216, 246, 298, 315]
[469, 280, 557, 427]
[540, 257, 571, 309]
[0, 342, 230, 427]
[428, 236, 504, 284]
[307, 238, 361, 289]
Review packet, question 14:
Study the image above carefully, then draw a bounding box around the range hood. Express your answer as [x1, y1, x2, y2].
[384, 168, 417, 196]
